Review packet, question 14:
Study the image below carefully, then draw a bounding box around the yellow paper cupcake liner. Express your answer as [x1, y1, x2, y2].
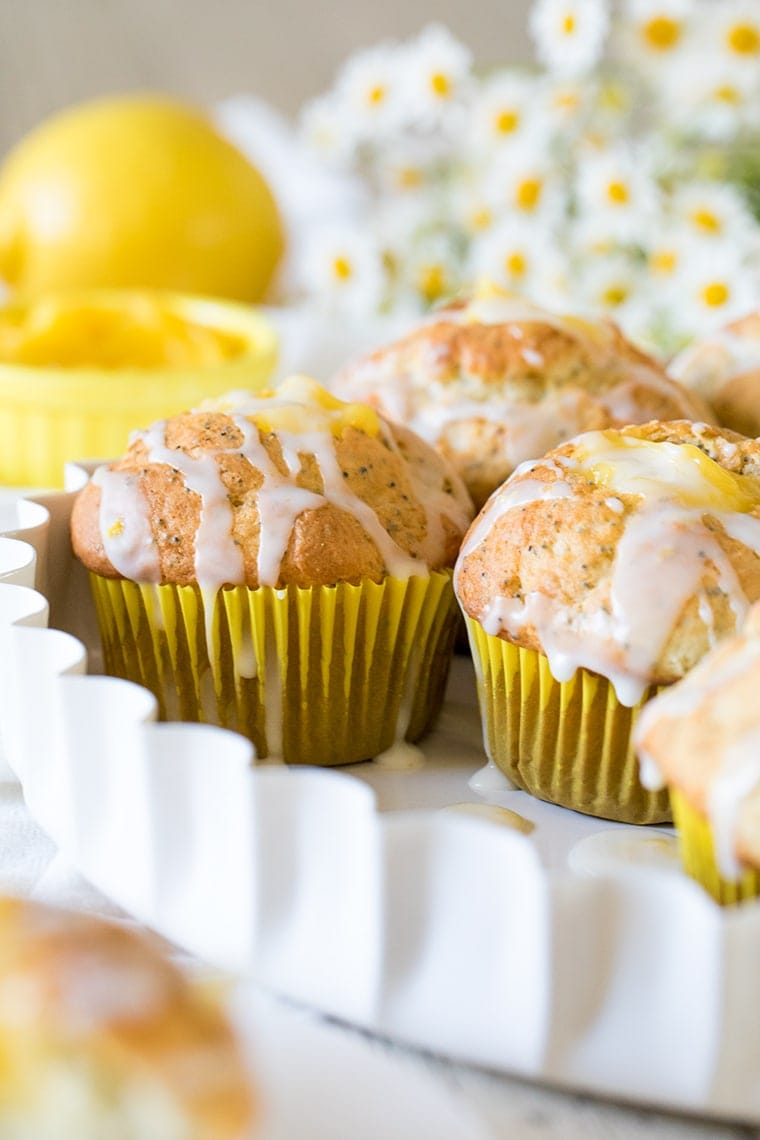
[90, 571, 459, 766]
[466, 618, 671, 824]
[670, 789, 760, 906]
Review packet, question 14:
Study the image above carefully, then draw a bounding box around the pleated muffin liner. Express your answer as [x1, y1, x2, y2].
[670, 789, 760, 906]
[89, 571, 459, 766]
[466, 618, 671, 825]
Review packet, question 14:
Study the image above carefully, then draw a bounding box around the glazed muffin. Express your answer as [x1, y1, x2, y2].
[332, 286, 711, 509]
[455, 419, 760, 824]
[72, 375, 474, 765]
[669, 312, 760, 439]
[0, 896, 254, 1137]
[635, 605, 760, 904]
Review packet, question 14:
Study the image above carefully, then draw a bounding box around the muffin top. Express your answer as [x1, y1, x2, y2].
[332, 286, 711, 508]
[0, 896, 254, 1137]
[455, 419, 760, 706]
[71, 376, 474, 591]
[634, 605, 760, 875]
[669, 312, 760, 438]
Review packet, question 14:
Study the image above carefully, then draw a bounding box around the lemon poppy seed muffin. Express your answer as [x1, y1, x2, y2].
[455, 419, 760, 823]
[332, 287, 711, 509]
[635, 605, 760, 904]
[72, 376, 474, 765]
[0, 897, 254, 1138]
[669, 311, 760, 438]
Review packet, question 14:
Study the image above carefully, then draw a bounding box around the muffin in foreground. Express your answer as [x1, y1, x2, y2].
[332, 285, 711, 509]
[0, 896, 254, 1137]
[669, 311, 760, 439]
[455, 419, 760, 824]
[71, 376, 474, 765]
[635, 606, 760, 905]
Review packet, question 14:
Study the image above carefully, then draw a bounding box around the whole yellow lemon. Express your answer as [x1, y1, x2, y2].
[0, 94, 285, 302]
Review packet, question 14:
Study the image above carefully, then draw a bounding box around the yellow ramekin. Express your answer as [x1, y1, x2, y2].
[467, 617, 671, 824]
[670, 789, 760, 905]
[0, 288, 278, 488]
[89, 571, 460, 766]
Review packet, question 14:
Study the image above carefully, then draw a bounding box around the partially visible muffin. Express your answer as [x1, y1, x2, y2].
[0, 897, 254, 1137]
[72, 376, 474, 764]
[635, 605, 760, 904]
[455, 419, 760, 823]
[669, 312, 760, 438]
[332, 286, 711, 508]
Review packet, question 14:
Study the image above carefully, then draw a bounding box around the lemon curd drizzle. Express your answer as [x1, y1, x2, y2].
[459, 429, 760, 707]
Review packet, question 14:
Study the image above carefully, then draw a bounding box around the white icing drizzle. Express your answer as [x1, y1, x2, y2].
[460, 430, 760, 706]
[93, 385, 466, 593]
[142, 420, 245, 592]
[94, 468, 161, 583]
[468, 759, 517, 793]
[375, 740, 426, 770]
[707, 728, 760, 879]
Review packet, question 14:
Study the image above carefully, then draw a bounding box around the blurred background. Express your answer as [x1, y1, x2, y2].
[0, 0, 532, 150]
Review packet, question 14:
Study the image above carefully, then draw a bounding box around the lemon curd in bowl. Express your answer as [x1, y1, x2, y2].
[0, 289, 279, 488]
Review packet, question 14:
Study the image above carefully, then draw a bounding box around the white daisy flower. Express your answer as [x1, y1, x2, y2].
[400, 23, 473, 129]
[297, 223, 387, 315]
[706, 0, 760, 71]
[485, 145, 567, 224]
[643, 223, 698, 282]
[577, 253, 646, 314]
[299, 93, 356, 167]
[401, 231, 463, 309]
[467, 217, 563, 295]
[670, 182, 754, 242]
[333, 41, 406, 141]
[529, 0, 611, 76]
[620, 0, 694, 63]
[467, 72, 547, 155]
[658, 51, 760, 139]
[538, 75, 596, 132]
[574, 145, 661, 240]
[669, 247, 759, 337]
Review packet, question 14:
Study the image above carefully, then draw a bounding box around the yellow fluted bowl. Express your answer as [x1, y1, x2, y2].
[0, 288, 279, 488]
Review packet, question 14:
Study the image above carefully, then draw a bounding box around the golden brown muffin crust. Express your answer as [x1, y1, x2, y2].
[72, 405, 473, 588]
[456, 420, 760, 688]
[334, 298, 713, 509]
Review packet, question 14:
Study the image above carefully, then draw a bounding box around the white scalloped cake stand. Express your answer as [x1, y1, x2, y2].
[0, 477, 758, 1124]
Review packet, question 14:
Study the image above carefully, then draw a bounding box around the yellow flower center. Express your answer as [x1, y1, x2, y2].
[702, 281, 730, 307]
[727, 22, 760, 54]
[367, 85, 386, 106]
[555, 88, 580, 111]
[332, 256, 353, 281]
[431, 72, 452, 98]
[714, 84, 741, 104]
[562, 13, 577, 35]
[516, 178, 543, 211]
[691, 208, 721, 233]
[469, 207, 493, 232]
[397, 167, 423, 190]
[418, 264, 447, 303]
[505, 252, 528, 277]
[495, 108, 520, 134]
[602, 285, 628, 307]
[650, 250, 677, 274]
[607, 181, 630, 205]
[642, 16, 681, 50]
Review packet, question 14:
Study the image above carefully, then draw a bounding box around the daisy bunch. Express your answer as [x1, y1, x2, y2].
[284, 1, 760, 357]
